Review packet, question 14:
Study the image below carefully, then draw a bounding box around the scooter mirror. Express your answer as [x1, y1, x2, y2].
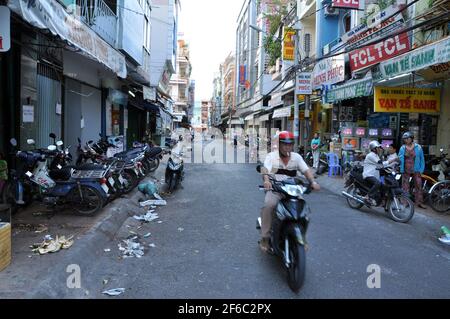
[10, 138, 17, 147]
[56, 141, 64, 146]
[49, 133, 57, 139]
[48, 145, 57, 151]
[27, 139, 35, 145]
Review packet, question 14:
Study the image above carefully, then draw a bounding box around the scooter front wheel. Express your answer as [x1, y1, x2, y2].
[286, 232, 306, 292]
[388, 195, 414, 223]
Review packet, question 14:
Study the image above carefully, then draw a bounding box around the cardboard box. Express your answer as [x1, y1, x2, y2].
[0, 223, 11, 272]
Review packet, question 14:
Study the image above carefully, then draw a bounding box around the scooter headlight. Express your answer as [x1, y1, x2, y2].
[281, 185, 304, 197]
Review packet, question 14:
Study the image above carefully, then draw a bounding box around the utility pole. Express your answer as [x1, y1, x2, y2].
[293, 27, 300, 151]
[303, 33, 311, 150]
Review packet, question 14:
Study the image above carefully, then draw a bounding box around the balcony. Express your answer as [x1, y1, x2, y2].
[75, 0, 118, 47]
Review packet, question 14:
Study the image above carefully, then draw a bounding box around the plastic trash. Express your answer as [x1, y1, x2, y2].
[441, 226, 450, 236]
[139, 200, 167, 207]
[31, 235, 74, 255]
[438, 234, 450, 245]
[118, 238, 145, 258]
[138, 182, 159, 198]
[133, 212, 159, 223]
[144, 233, 151, 238]
[102, 288, 125, 296]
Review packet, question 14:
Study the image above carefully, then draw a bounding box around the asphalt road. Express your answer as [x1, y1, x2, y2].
[2, 140, 449, 298]
[72, 159, 450, 298]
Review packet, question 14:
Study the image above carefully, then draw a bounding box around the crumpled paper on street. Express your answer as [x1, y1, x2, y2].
[118, 236, 145, 258]
[31, 235, 74, 255]
[139, 199, 167, 207]
[102, 288, 125, 296]
[133, 211, 159, 223]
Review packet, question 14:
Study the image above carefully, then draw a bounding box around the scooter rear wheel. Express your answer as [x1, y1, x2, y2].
[147, 158, 160, 173]
[346, 186, 364, 209]
[71, 185, 104, 216]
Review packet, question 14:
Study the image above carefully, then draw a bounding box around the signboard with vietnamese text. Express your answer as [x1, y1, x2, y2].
[296, 72, 312, 95]
[312, 54, 345, 89]
[283, 28, 296, 61]
[0, 6, 11, 52]
[374, 86, 441, 113]
[380, 36, 450, 78]
[332, 0, 360, 9]
[239, 65, 247, 85]
[349, 33, 410, 72]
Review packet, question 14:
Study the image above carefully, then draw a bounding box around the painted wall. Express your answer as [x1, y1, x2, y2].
[118, 0, 145, 65]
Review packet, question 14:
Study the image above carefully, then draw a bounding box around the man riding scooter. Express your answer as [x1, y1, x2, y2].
[259, 131, 320, 253]
[363, 141, 399, 206]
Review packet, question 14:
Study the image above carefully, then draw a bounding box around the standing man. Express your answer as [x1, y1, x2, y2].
[399, 132, 426, 209]
[311, 132, 321, 169]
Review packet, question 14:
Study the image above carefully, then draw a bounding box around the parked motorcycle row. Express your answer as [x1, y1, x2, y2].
[0, 133, 181, 216]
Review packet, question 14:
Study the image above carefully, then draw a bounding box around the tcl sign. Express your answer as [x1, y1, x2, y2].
[332, 0, 360, 9]
[349, 33, 410, 72]
[0, 6, 11, 52]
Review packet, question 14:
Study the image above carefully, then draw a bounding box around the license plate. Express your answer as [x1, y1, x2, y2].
[101, 184, 109, 194]
[108, 177, 115, 186]
[118, 175, 126, 185]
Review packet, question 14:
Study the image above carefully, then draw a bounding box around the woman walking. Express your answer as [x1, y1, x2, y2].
[399, 132, 426, 209]
[311, 133, 321, 169]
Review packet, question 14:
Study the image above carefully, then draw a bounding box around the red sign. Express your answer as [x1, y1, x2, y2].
[349, 33, 410, 72]
[332, 0, 360, 9]
[239, 65, 247, 85]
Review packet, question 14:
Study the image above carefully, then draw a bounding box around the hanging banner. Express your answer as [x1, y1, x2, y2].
[349, 33, 410, 72]
[326, 74, 373, 103]
[296, 72, 312, 95]
[239, 65, 247, 85]
[332, 0, 360, 9]
[312, 54, 345, 89]
[380, 36, 450, 78]
[8, 0, 126, 78]
[283, 28, 296, 61]
[0, 6, 11, 52]
[374, 86, 441, 113]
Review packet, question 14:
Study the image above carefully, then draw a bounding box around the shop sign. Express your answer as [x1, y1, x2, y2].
[0, 6, 11, 52]
[374, 86, 441, 113]
[8, 0, 126, 78]
[380, 36, 450, 78]
[332, 0, 360, 10]
[239, 65, 247, 85]
[349, 33, 410, 72]
[312, 54, 345, 89]
[283, 28, 296, 61]
[326, 75, 373, 103]
[296, 73, 312, 95]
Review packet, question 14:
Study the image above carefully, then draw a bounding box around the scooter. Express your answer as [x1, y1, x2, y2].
[3, 138, 108, 216]
[165, 147, 184, 193]
[256, 165, 312, 292]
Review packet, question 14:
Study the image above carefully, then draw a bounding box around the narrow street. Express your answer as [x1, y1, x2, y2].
[2, 141, 448, 299]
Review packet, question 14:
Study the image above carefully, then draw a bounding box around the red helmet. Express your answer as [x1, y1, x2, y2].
[278, 131, 295, 144]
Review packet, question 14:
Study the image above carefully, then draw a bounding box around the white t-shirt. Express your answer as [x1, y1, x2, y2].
[264, 151, 310, 181]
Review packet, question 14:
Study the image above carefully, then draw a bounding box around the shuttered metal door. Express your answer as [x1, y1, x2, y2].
[36, 63, 62, 148]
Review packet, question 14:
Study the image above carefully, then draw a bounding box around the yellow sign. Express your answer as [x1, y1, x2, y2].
[374, 86, 441, 113]
[283, 28, 295, 61]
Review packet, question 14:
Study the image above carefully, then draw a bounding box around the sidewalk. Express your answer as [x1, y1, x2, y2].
[0, 156, 170, 298]
[315, 173, 450, 225]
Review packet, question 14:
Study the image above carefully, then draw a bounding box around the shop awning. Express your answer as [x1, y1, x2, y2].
[258, 114, 270, 122]
[272, 106, 292, 119]
[230, 119, 243, 125]
[245, 114, 254, 121]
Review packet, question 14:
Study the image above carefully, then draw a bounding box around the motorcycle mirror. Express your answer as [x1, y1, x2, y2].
[256, 165, 262, 173]
[56, 141, 64, 146]
[10, 138, 17, 147]
[49, 133, 56, 139]
[27, 139, 36, 145]
[48, 145, 57, 151]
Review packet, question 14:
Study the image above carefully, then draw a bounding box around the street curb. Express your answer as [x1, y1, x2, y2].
[26, 165, 167, 298]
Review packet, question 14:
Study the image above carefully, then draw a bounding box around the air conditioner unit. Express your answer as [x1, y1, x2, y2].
[324, 6, 339, 17]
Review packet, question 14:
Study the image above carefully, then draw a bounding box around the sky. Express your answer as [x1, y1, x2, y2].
[178, 0, 244, 102]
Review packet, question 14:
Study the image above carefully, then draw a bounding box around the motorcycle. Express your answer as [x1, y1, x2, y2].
[342, 162, 415, 223]
[3, 138, 108, 216]
[165, 147, 184, 193]
[255, 164, 312, 292]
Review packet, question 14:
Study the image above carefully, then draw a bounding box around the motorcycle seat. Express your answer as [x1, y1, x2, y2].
[147, 147, 163, 157]
[423, 170, 440, 180]
[49, 167, 72, 181]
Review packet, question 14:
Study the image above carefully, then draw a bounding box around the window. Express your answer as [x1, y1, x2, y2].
[144, 16, 151, 52]
[343, 13, 351, 33]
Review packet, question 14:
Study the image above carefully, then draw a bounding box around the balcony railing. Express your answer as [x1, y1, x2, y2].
[76, 0, 117, 47]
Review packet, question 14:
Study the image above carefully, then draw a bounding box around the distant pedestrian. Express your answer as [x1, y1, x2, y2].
[399, 132, 426, 209]
[311, 132, 321, 169]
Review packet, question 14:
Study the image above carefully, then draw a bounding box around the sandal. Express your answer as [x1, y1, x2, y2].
[258, 239, 274, 255]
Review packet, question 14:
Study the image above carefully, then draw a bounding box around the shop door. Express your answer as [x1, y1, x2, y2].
[127, 106, 144, 148]
[36, 63, 62, 148]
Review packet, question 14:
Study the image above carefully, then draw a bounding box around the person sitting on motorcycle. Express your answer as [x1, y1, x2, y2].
[363, 141, 397, 205]
[259, 131, 320, 253]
